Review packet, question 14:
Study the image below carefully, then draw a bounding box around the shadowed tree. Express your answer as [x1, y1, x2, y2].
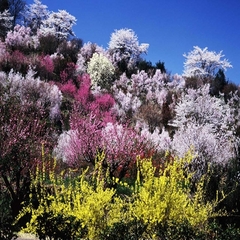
[23, 0, 49, 34]
[0, 0, 9, 12]
[8, 0, 26, 26]
[210, 69, 228, 96]
[0, 0, 11, 39]
[155, 60, 166, 73]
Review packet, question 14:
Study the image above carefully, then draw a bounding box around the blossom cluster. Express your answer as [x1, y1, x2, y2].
[5, 24, 39, 50]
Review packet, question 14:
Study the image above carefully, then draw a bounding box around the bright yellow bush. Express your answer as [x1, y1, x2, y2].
[130, 152, 214, 238]
[16, 151, 124, 239]
[15, 149, 217, 239]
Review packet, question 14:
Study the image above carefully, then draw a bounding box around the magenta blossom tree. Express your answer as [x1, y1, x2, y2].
[0, 82, 56, 219]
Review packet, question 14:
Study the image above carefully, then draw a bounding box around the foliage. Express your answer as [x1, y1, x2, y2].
[211, 69, 228, 96]
[0, 190, 18, 239]
[57, 38, 83, 63]
[38, 33, 59, 54]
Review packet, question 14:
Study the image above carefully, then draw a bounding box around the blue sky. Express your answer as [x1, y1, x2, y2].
[29, 0, 240, 84]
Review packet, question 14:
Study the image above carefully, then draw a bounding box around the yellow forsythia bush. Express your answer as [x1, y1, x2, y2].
[15, 150, 217, 239]
[130, 152, 213, 238]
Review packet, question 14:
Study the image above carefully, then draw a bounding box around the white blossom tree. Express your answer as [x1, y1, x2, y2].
[108, 28, 149, 69]
[87, 52, 115, 90]
[169, 84, 238, 177]
[171, 84, 234, 134]
[183, 46, 232, 79]
[39, 9, 76, 41]
[111, 70, 178, 122]
[23, 0, 49, 34]
[171, 122, 236, 179]
[76, 42, 106, 74]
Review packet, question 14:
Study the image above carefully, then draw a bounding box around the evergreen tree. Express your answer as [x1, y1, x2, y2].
[0, 0, 9, 12]
[211, 69, 228, 96]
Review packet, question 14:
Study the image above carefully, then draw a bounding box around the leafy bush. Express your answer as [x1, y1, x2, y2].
[0, 190, 18, 240]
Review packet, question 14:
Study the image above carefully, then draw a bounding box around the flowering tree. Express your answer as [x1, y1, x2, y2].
[39, 9, 76, 41]
[55, 113, 103, 167]
[23, 0, 49, 34]
[171, 123, 236, 179]
[87, 53, 115, 89]
[35, 54, 55, 79]
[108, 28, 149, 70]
[54, 118, 149, 180]
[101, 122, 149, 179]
[0, 40, 7, 62]
[5, 24, 39, 51]
[0, 69, 62, 119]
[111, 69, 178, 126]
[183, 46, 232, 79]
[169, 84, 237, 178]
[171, 84, 234, 134]
[0, 79, 55, 221]
[76, 42, 105, 74]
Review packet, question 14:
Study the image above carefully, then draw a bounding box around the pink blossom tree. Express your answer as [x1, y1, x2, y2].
[5, 24, 39, 51]
[0, 81, 55, 219]
[54, 116, 150, 180]
[0, 68, 62, 120]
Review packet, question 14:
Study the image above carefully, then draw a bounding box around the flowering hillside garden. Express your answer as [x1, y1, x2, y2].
[0, 0, 240, 239]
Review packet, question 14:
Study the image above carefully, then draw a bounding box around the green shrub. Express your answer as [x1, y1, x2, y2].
[0, 190, 18, 240]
